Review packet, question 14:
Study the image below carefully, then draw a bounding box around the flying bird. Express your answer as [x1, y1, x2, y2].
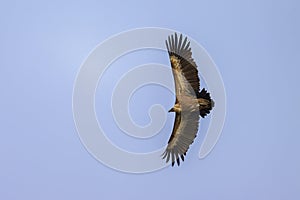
[162, 33, 214, 166]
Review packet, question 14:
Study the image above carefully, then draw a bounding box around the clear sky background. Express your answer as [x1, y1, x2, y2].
[1, 0, 300, 199]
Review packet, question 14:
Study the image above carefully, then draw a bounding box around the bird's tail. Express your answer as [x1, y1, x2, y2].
[197, 88, 214, 118]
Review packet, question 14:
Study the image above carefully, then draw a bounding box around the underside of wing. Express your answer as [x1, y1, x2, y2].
[166, 33, 200, 98]
[162, 111, 200, 166]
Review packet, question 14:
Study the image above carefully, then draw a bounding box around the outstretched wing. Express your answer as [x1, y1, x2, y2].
[162, 111, 200, 166]
[166, 33, 200, 99]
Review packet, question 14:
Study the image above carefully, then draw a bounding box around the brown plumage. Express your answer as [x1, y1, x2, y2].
[162, 33, 214, 166]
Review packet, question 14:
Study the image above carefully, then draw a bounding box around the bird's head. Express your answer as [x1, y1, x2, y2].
[168, 108, 175, 112]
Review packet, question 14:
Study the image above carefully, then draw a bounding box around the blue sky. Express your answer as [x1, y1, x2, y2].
[1, 0, 300, 199]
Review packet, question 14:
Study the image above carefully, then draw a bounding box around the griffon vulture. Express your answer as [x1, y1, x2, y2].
[162, 33, 214, 166]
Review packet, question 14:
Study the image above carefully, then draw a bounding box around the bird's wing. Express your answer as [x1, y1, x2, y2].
[166, 33, 200, 99]
[162, 110, 200, 166]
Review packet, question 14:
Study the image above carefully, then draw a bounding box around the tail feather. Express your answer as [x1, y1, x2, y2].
[198, 88, 214, 118]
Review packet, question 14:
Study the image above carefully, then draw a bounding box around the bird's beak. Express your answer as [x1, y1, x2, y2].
[168, 108, 174, 112]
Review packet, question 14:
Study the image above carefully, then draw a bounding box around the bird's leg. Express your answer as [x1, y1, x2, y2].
[198, 98, 214, 118]
[197, 98, 211, 107]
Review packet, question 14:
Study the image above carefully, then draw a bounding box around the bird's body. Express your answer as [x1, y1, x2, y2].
[172, 95, 199, 112]
[162, 33, 214, 166]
